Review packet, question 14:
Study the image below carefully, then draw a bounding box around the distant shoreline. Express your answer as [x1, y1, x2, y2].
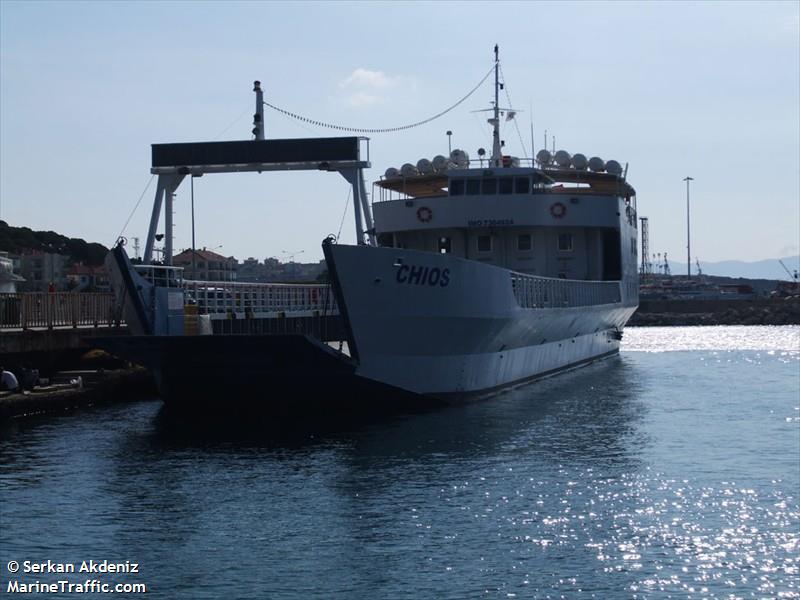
[629, 298, 800, 327]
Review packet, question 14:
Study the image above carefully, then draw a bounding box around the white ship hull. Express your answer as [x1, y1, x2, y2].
[326, 244, 637, 397]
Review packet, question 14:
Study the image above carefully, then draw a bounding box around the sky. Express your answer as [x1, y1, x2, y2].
[1, 0, 798, 264]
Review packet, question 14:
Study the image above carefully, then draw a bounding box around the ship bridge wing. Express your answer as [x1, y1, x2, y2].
[374, 173, 449, 198]
[544, 168, 636, 197]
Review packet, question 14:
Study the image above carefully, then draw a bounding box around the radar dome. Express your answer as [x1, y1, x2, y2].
[588, 156, 605, 172]
[416, 158, 433, 174]
[554, 150, 571, 168]
[384, 167, 400, 179]
[536, 149, 552, 166]
[432, 155, 448, 172]
[571, 153, 588, 170]
[400, 163, 418, 177]
[605, 160, 623, 175]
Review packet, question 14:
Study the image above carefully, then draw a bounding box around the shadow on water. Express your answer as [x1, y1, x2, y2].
[142, 354, 648, 465]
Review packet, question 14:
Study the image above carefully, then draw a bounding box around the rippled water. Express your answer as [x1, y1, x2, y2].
[1, 326, 798, 599]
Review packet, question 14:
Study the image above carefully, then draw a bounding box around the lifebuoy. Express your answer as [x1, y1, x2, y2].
[416, 206, 433, 223]
[550, 202, 567, 219]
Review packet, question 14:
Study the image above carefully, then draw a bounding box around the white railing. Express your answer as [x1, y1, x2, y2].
[181, 279, 338, 317]
[134, 264, 184, 288]
[510, 273, 621, 309]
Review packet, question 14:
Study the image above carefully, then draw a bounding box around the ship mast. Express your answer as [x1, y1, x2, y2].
[491, 44, 502, 167]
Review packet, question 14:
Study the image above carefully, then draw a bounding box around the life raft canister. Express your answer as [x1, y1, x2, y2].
[549, 202, 567, 219]
[416, 206, 433, 223]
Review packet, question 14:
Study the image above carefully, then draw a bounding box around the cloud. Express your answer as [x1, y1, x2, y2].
[337, 68, 402, 107]
[339, 68, 399, 90]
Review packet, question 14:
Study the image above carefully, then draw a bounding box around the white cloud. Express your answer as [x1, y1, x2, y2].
[339, 68, 399, 90]
[337, 68, 403, 108]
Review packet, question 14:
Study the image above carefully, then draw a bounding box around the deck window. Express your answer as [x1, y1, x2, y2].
[450, 179, 465, 196]
[517, 234, 532, 251]
[466, 179, 481, 195]
[439, 237, 452, 254]
[477, 235, 492, 253]
[481, 178, 497, 195]
[557, 233, 573, 252]
[499, 177, 514, 195]
[514, 177, 530, 194]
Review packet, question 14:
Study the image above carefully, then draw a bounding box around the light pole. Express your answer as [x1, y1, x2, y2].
[684, 176, 694, 280]
[446, 131, 452, 155]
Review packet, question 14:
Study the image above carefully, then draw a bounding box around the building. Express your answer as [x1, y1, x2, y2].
[0, 252, 24, 293]
[66, 263, 110, 292]
[173, 248, 237, 281]
[18, 252, 68, 292]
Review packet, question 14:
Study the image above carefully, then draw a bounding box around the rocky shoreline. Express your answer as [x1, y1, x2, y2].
[629, 298, 800, 327]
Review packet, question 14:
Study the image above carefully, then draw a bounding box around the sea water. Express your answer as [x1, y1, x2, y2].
[1, 326, 798, 599]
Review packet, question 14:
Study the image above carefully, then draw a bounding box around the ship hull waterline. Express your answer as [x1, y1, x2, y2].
[93, 332, 623, 416]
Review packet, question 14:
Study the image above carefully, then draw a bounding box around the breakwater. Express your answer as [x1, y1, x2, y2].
[630, 297, 800, 326]
[0, 367, 155, 419]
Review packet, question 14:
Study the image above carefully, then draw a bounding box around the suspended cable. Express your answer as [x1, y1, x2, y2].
[499, 64, 528, 159]
[263, 65, 495, 134]
[213, 105, 252, 140]
[336, 187, 351, 241]
[113, 174, 155, 246]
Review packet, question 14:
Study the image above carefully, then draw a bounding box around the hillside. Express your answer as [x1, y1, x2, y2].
[664, 256, 800, 280]
[0, 220, 108, 266]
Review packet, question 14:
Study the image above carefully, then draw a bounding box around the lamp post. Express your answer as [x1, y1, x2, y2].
[684, 176, 694, 280]
[446, 131, 452, 155]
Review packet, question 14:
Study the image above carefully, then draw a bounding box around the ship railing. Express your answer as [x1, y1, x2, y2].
[510, 272, 621, 309]
[180, 279, 338, 317]
[133, 264, 184, 288]
[0, 292, 121, 330]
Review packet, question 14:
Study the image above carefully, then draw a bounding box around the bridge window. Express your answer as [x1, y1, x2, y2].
[557, 234, 573, 252]
[481, 178, 497, 195]
[439, 237, 452, 254]
[450, 179, 465, 196]
[477, 235, 492, 253]
[466, 179, 481, 195]
[515, 177, 530, 194]
[499, 177, 514, 195]
[517, 234, 532, 251]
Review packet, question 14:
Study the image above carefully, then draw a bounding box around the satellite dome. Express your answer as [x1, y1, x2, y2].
[554, 150, 571, 168]
[588, 156, 605, 172]
[416, 158, 433, 174]
[432, 155, 448, 172]
[384, 167, 400, 179]
[571, 153, 588, 170]
[536, 149, 552, 166]
[606, 160, 623, 175]
[400, 163, 418, 177]
[449, 149, 470, 169]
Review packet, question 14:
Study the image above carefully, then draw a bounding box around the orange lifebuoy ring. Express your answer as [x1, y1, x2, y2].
[416, 206, 433, 223]
[550, 202, 567, 218]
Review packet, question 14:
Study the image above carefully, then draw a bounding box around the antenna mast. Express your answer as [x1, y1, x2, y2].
[253, 81, 265, 140]
[491, 44, 502, 167]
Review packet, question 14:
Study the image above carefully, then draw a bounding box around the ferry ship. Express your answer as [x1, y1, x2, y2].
[101, 48, 639, 411]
